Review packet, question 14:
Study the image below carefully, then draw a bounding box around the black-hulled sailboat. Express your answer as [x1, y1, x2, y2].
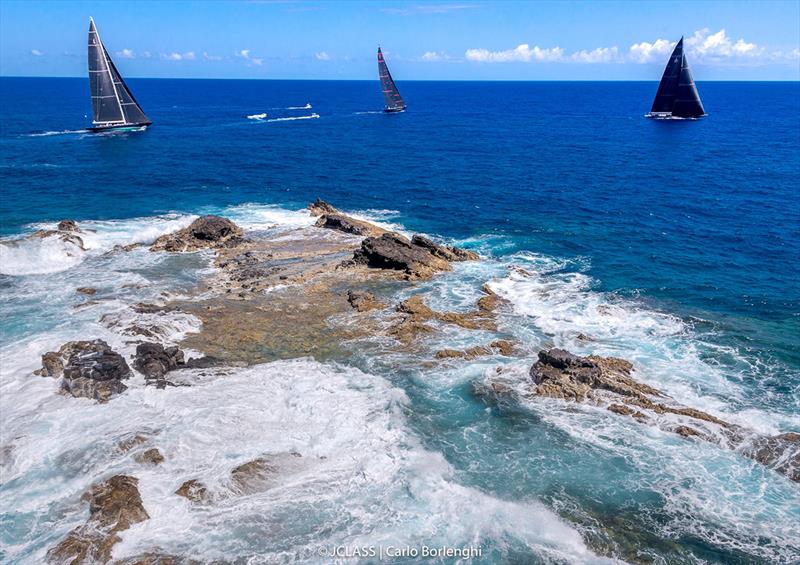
[647, 37, 705, 119]
[87, 17, 151, 131]
[377, 47, 406, 113]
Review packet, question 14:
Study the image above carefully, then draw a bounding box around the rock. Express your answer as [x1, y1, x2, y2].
[674, 425, 704, 438]
[346, 290, 385, 312]
[490, 340, 515, 356]
[396, 295, 489, 330]
[34, 351, 64, 377]
[150, 216, 244, 253]
[35, 340, 131, 401]
[76, 287, 97, 295]
[114, 553, 202, 565]
[409, 234, 479, 262]
[308, 198, 339, 216]
[229, 453, 303, 495]
[352, 233, 452, 279]
[175, 479, 210, 503]
[117, 434, 150, 453]
[134, 448, 164, 466]
[133, 343, 185, 382]
[46, 475, 148, 564]
[435, 340, 515, 360]
[740, 432, 800, 482]
[133, 342, 220, 386]
[57, 219, 80, 232]
[315, 213, 386, 238]
[477, 284, 506, 315]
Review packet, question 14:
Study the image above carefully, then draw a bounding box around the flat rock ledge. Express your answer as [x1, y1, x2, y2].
[46, 475, 148, 564]
[150, 215, 244, 252]
[35, 340, 132, 402]
[475, 348, 800, 482]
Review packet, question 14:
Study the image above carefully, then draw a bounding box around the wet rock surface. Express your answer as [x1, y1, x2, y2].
[307, 197, 339, 216]
[346, 290, 385, 312]
[175, 479, 210, 504]
[315, 213, 387, 238]
[151, 215, 244, 252]
[47, 475, 149, 564]
[36, 340, 132, 402]
[133, 342, 220, 387]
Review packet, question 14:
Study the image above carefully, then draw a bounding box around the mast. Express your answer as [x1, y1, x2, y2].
[377, 47, 406, 112]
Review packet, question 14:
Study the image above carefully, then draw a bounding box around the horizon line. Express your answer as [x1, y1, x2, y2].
[2, 75, 799, 83]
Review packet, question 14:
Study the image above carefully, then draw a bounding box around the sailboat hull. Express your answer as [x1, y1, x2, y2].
[645, 112, 705, 120]
[88, 122, 151, 133]
[384, 107, 406, 113]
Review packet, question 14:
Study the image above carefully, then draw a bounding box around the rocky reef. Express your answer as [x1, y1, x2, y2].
[150, 215, 244, 252]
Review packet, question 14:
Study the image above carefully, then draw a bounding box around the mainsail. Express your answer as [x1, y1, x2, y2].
[648, 37, 705, 118]
[88, 18, 151, 129]
[377, 47, 406, 112]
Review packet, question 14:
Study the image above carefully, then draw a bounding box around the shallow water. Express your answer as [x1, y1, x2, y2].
[1, 79, 798, 563]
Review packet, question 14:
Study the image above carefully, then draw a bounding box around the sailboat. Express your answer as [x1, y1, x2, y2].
[377, 47, 406, 113]
[646, 37, 705, 119]
[87, 17, 151, 131]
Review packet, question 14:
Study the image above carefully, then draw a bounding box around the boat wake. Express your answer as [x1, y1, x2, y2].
[354, 111, 383, 115]
[267, 113, 320, 122]
[25, 129, 90, 137]
[246, 113, 268, 120]
[285, 103, 312, 110]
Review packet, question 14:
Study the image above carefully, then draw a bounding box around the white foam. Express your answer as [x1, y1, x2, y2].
[218, 203, 316, 231]
[246, 113, 267, 120]
[267, 113, 319, 122]
[24, 129, 89, 137]
[0, 358, 603, 563]
[286, 103, 312, 110]
[0, 235, 85, 276]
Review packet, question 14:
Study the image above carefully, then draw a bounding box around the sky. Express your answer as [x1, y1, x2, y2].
[1, 0, 799, 80]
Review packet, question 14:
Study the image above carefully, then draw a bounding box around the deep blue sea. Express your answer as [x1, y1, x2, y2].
[1, 78, 799, 563]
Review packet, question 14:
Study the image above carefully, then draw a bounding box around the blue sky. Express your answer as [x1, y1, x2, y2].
[1, 0, 798, 80]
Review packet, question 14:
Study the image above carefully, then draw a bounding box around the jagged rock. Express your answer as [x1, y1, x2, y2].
[57, 220, 80, 232]
[150, 216, 244, 253]
[35, 340, 131, 401]
[740, 432, 800, 482]
[435, 340, 516, 359]
[175, 479, 209, 503]
[134, 448, 164, 466]
[133, 342, 220, 387]
[308, 198, 339, 216]
[410, 234, 479, 262]
[117, 434, 150, 453]
[76, 287, 97, 295]
[229, 453, 303, 495]
[46, 475, 148, 564]
[114, 553, 203, 565]
[477, 284, 505, 315]
[397, 295, 494, 331]
[346, 290, 385, 312]
[352, 233, 452, 279]
[315, 213, 386, 238]
[674, 425, 704, 438]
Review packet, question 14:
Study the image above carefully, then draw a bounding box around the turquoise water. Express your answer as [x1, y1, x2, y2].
[0, 78, 798, 563]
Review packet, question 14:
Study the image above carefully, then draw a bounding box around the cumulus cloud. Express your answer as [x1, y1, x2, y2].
[161, 51, 196, 61]
[237, 49, 263, 66]
[628, 39, 673, 63]
[420, 51, 452, 62]
[465, 28, 795, 66]
[116, 48, 135, 59]
[465, 44, 564, 63]
[315, 51, 330, 61]
[203, 52, 223, 61]
[31, 49, 43, 56]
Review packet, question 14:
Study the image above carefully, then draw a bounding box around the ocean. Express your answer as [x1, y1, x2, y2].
[0, 77, 798, 563]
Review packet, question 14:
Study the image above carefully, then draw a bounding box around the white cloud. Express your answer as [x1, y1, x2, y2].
[116, 48, 135, 59]
[421, 50, 452, 62]
[142, 51, 152, 59]
[465, 44, 564, 63]
[628, 39, 673, 63]
[203, 52, 223, 61]
[382, 4, 474, 16]
[31, 49, 43, 56]
[237, 49, 263, 66]
[685, 28, 761, 59]
[570, 46, 618, 63]
[161, 51, 195, 61]
[315, 51, 330, 61]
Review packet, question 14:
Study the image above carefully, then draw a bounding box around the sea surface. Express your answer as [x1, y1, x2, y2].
[0, 78, 799, 563]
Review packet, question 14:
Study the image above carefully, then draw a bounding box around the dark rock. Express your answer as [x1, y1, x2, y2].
[346, 290, 385, 312]
[352, 233, 452, 279]
[674, 425, 703, 438]
[184, 356, 221, 369]
[46, 475, 148, 564]
[36, 340, 131, 402]
[315, 213, 386, 238]
[76, 287, 97, 295]
[57, 219, 80, 232]
[308, 198, 339, 216]
[410, 234, 479, 262]
[133, 343, 185, 381]
[150, 216, 244, 252]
